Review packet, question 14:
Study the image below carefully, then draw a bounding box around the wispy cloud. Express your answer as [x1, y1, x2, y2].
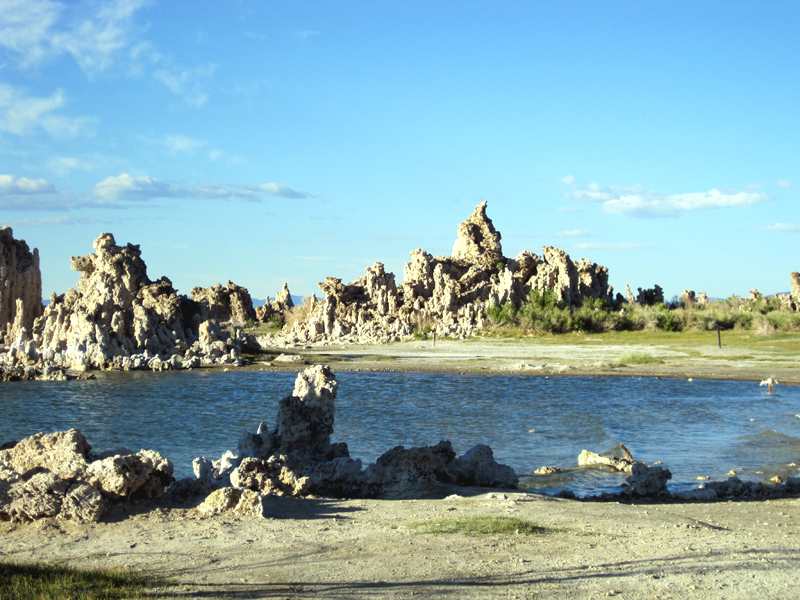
[93, 173, 314, 202]
[153, 63, 216, 107]
[559, 178, 769, 218]
[557, 206, 581, 214]
[162, 134, 206, 153]
[0, 0, 151, 73]
[0, 84, 92, 137]
[553, 229, 589, 238]
[759, 223, 800, 232]
[1, 1, 215, 105]
[93, 173, 230, 201]
[778, 180, 792, 189]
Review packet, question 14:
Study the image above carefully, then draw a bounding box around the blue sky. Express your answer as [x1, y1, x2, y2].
[1, 0, 798, 302]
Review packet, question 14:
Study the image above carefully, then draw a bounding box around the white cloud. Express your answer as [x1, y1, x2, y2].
[559, 178, 769, 218]
[759, 223, 800, 232]
[153, 63, 216, 107]
[778, 180, 792, 189]
[0, 0, 150, 73]
[557, 174, 574, 185]
[0, 174, 55, 194]
[553, 229, 589, 238]
[0, 173, 91, 210]
[93, 173, 230, 201]
[93, 174, 314, 203]
[258, 182, 310, 199]
[603, 189, 768, 217]
[0, 84, 92, 137]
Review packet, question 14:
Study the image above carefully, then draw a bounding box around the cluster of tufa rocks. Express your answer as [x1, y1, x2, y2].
[0, 228, 294, 378]
[0, 429, 173, 523]
[188, 365, 519, 516]
[275, 201, 615, 345]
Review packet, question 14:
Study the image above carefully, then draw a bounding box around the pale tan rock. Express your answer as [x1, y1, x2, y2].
[275, 201, 611, 345]
[577, 449, 635, 473]
[191, 280, 256, 325]
[534, 466, 561, 475]
[85, 449, 173, 500]
[452, 200, 504, 270]
[0, 429, 90, 480]
[198, 487, 243, 515]
[0, 227, 43, 345]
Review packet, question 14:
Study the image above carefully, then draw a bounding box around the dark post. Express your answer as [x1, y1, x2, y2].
[717, 324, 721, 349]
[433, 331, 436, 347]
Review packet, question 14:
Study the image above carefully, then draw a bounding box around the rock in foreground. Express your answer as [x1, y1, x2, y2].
[0, 429, 173, 523]
[193, 365, 518, 515]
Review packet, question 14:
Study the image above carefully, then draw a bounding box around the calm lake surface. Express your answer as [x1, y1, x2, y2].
[2, 370, 799, 497]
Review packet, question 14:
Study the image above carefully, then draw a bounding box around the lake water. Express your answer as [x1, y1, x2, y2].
[2, 370, 799, 497]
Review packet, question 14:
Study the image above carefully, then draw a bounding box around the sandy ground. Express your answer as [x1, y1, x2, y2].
[258, 336, 800, 385]
[2, 489, 798, 599]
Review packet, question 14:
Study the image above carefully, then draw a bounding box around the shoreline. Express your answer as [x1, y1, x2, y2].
[250, 336, 800, 386]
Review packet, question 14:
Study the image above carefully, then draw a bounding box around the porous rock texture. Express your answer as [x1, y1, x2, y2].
[0, 429, 173, 523]
[254, 283, 296, 323]
[0, 227, 43, 346]
[275, 201, 613, 345]
[191, 281, 256, 325]
[0, 232, 257, 374]
[193, 366, 518, 514]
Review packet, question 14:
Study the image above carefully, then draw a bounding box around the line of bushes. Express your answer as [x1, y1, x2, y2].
[484, 289, 800, 334]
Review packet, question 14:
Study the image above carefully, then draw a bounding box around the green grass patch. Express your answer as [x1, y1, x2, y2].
[0, 560, 170, 600]
[618, 351, 660, 365]
[407, 516, 548, 536]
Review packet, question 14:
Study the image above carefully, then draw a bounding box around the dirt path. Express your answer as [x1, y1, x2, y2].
[2, 490, 798, 599]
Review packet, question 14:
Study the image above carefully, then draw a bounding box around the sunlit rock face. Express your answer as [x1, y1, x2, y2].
[1, 232, 254, 373]
[0, 227, 43, 346]
[276, 201, 612, 345]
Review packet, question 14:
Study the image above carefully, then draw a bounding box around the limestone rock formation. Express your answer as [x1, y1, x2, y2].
[0, 232, 255, 373]
[0, 428, 173, 523]
[191, 281, 256, 325]
[189, 366, 518, 509]
[452, 200, 504, 270]
[0, 227, 43, 346]
[275, 202, 612, 345]
[791, 273, 800, 310]
[254, 283, 295, 323]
